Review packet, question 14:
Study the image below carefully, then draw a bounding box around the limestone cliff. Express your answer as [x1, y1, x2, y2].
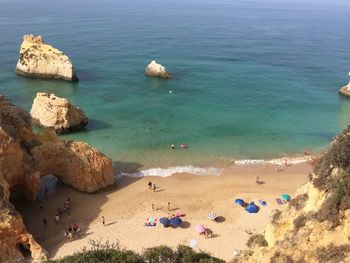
[339, 83, 350, 97]
[30, 92, 88, 133]
[145, 60, 172, 78]
[235, 128, 350, 263]
[15, 34, 78, 81]
[0, 96, 115, 261]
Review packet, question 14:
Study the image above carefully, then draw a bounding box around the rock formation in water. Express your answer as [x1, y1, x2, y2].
[145, 60, 172, 78]
[15, 34, 78, 81]
[235, 128, 350, 263]
[0, 95, 114, 261]
[30, 92, 88, 133]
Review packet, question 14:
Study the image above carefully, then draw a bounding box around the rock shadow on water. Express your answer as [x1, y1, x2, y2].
[113, 161, 144, 191]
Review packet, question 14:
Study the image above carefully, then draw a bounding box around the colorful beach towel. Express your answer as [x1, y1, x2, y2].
[276, 198, 283, 205]
[258, 200, 267, 206]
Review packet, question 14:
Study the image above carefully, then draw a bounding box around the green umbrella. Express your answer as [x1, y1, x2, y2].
[281, 194, 291, 201]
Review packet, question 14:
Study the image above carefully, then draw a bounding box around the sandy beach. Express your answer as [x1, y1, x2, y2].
[17, 161, 313, 262]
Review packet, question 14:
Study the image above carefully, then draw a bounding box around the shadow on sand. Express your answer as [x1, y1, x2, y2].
[12, 161, 144, 260]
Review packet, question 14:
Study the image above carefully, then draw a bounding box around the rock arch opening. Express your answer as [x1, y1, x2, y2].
[16, 242, 32, 259]
[37, 174, 59, 200]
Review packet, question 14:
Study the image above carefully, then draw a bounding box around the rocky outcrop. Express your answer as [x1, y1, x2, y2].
[15, 34, 78, 81]
[0, 95, 114, 261]
[235, 127, 350, 263]
[30, 92, 88, 133]
[145, 60, 172, 78]
[0, 182, 47, 262]
[339, 83, 350, 97]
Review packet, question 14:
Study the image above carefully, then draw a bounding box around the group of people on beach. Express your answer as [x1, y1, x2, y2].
[41, 197, 81, 241]
[148, 181, 157, 191]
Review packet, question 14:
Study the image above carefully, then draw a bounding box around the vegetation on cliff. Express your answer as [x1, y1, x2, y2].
[236, 126, 350, 263]
[45, 240, 224, 263]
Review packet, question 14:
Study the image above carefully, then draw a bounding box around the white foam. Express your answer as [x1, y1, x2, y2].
[118, 165, 222, 178]
[234, 156, 314, 166]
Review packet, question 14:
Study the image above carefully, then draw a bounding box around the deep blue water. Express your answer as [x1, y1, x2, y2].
[1, 0, 350, 168]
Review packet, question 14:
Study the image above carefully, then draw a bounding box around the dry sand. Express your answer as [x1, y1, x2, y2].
[17, 162, 313, 262]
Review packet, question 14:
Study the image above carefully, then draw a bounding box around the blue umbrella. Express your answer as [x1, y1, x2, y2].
[160, 217, 170, 227]
[245, 203, 259, 213]
[169, 217, 182, 226]
[235, 199, 245, 206]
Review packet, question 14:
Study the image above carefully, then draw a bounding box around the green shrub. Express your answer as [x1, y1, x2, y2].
[270, 252, 293, 263]
[45, 242, 224, 263]
[271, 210, 282, 224]
[175, 245, 224, 263]
[293, 214, 307, 230]
[246, 234, 268, 248]
[315, 244, 350, 263]
[142, 246, 176, 263]
[289, 194, 308, 211]
[310, 126, 350, 227]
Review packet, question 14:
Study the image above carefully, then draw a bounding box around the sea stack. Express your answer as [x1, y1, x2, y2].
[145, 60, 172, 78]
[339, 71, 350, 97]
[15, 34, 78, 81]
[30, 92, 88, 133]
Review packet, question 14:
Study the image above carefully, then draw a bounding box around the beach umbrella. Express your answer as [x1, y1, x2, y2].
[207, 212, 217, 220]
[147, 217, 157, 223]
[235, 199, 245, 206]
[169, 217, 182, 226]
[281, 194, 291, 201]
[245, 203, 259, 213]
[159, 217, 170, 227]
[195, 224, 205, 234]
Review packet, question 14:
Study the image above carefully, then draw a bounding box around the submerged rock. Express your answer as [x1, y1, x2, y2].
[0, 95, 114, 261]
[30, 92, 88, 133]
[145, 60, 172, 78]
[15, 34, 78, 81]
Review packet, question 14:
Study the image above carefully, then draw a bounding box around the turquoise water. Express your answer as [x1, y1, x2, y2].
[1, 0, 350, 169]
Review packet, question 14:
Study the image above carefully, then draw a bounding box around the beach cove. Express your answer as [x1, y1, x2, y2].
[17, 161, 312, 261]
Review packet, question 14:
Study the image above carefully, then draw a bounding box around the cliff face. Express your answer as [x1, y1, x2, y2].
[30, 92, 88, 133]
[236, 128, 350, 263]
[15, 34, 78, 81]
[0, 96, 115, 261]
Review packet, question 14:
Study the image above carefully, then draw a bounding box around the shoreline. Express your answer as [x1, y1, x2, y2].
[17, 160, 314, 262]
[116, 154, 317, 178]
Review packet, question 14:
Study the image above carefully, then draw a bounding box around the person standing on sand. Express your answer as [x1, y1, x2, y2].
[275, 164, 279, 172]
[167, 202, 171, 211]
[102, 216, 105, 226]
[153, 183, 156, 192]
[256, 176, 260, 184]
[55, 214, 60, 224]
[152, 204, 155, 212]
[148, 181, 152, 190]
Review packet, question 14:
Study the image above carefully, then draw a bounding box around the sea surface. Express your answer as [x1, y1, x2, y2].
[1, 0, 350, 174]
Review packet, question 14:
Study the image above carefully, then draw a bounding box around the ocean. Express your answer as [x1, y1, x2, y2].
[1, 0, 350, 174]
